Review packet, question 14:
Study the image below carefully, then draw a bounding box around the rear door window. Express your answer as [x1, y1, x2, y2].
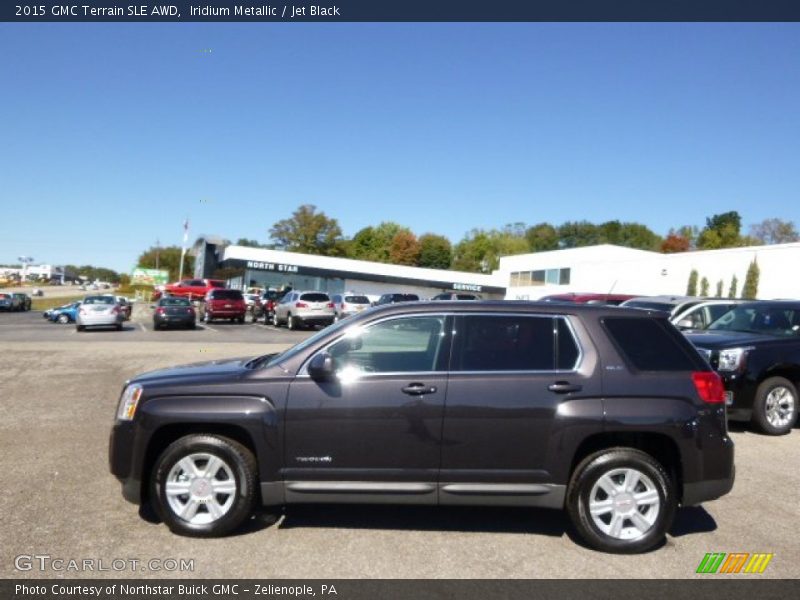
[603, 317, 702, 371]
[453, 315, 558, 372]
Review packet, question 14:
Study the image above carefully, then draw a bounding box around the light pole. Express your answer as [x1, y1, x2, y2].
[18, 256, 34, 282]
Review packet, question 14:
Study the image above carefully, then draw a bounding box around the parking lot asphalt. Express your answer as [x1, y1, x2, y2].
[1, 309, 799, 579]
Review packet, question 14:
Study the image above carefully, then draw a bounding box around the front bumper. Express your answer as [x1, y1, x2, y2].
[719, 372, 757, 421]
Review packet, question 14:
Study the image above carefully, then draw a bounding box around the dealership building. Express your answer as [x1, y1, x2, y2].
[191, 237, 507, 299]
[498, 242, 800, 300]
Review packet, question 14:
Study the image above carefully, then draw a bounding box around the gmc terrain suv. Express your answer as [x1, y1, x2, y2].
[686, 301, 800, 435]
[109, 302, 734, 553]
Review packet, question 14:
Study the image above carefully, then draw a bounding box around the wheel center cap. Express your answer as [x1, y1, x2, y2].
[191, 478, 212, 497]
[614, 493, 635, 513]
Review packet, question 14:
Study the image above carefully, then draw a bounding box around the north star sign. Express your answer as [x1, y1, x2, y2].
[246, 260, 299, 273]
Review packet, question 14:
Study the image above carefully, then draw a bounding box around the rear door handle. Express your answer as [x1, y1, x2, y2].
[402, 383, 437, 396]
[548, 381, 582, 394]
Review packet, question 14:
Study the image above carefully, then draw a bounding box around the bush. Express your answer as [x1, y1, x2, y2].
[686, 269, 699, 296]
[742, 259, 760, 299]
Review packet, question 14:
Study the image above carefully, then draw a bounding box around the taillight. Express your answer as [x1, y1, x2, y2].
[296, 302, 308, 308]
[156, 307, 166, 314]
[112, 306, 120, 314]
[187, 308, 195, 314]
[692, 371, 726, 404]
[327, 302, 334, 308]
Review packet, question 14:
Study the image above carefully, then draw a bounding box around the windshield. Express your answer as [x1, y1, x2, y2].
[708, 305, 800, 336]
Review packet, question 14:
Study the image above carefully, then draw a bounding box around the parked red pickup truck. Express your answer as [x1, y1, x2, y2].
[152, 278, 226, 301]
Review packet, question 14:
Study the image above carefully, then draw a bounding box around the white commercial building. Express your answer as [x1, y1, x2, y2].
[499, 242, 800, 301]
[192, 238, 507, 299]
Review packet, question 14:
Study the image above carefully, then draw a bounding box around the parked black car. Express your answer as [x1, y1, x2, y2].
[686, 301, 800, 435]
[11, 293, 32, 311]
[153, 297, 197, 330]
[110, 302, 734, 553]
[374, 292, 420, 305]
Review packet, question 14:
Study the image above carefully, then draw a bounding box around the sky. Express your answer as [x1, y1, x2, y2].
[1, 23, 799, 272]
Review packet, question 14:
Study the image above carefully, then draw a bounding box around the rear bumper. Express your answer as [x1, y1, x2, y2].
[298, 316, 335, 326]
[78, 314, 124, 327]
[683, 468, 735, 506]
[154, 314, 195, 326]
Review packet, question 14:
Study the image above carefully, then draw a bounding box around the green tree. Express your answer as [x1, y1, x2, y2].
[452, 227, 528, 273]
[557, 221, 603, 248]
[525, 223, 559, 252]
[349, 222, 409, 263]
[749, 218, 800, 245]
[686, 269, 699, 296]
[235, 238, 268, 248]
[136, 246, 194, 282]
[728, 275, 739, 299]
[742, 259, 760, 299]
[697, 211, 745, 249]
[389, 231, 421, 266]
[417, 233, 452, 269]
[715, 279, 724, 298]
[268, 204, 344, 256]
[700, 276, 709, 296]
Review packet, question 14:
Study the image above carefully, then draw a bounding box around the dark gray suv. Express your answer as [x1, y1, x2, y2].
[109, 302, 734, 553]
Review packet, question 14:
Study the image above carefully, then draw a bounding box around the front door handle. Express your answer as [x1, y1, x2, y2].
[402, 383, 437, 396]
[548, 381, 582, 394]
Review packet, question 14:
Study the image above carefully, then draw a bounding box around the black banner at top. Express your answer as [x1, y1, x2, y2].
[4, 0, 800, 22]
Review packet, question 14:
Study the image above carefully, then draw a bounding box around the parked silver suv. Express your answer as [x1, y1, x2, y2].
[273, 291, 335, 330]
[331, 293, 371, 321]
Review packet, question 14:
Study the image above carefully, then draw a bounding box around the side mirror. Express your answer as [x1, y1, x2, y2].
[676, 318, 694, 330]
[308, 352, 336, 382]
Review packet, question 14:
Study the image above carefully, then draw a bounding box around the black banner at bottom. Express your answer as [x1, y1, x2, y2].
[2, 580, 799, 600]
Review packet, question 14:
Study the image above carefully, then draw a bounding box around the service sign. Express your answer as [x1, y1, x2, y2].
[131, 268, 169, 286]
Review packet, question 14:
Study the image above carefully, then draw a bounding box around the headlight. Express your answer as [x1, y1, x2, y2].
[717, 347, 752, 372]
[116, 384, 143, 421]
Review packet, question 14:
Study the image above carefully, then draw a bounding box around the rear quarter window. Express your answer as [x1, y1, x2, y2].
[602, 317, 702, 371]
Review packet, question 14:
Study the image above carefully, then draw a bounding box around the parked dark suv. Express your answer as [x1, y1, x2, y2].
[686, 301, 800, 435]
[109, 302, 734, 553]
[375, 292, 419, 305]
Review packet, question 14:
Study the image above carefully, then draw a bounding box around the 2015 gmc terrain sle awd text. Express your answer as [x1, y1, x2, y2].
[109, 302, 734, 553]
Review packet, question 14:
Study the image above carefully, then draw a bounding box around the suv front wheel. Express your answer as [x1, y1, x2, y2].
[151, 434, 258, 537]
[752, 376, 798, 435]
[566, 447, 676, 554]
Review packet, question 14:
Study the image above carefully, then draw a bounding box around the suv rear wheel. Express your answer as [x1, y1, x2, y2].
[566, 447, 676, 554]
[752, 376, 798, 435]
[151, 434, 257, 537]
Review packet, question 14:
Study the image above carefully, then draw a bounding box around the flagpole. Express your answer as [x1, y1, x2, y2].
[178, 218, 189, 281]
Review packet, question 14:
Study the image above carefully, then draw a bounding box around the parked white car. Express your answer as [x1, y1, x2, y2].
[76, 295, 124, 332]
[671, 299, 748, 330]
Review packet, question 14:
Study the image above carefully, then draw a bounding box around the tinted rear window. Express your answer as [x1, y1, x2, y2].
[161, 298, 191, 306]
[603, 317, 699, 371]
[211, 290, 243, 300]
[83, 296, 115, 305]
[403, 294, 420, 301]
[454, 315, 556, 371]
[344, 295, 370, 304]
[300, 293, 330, 302]
[208, 280, 226, 288]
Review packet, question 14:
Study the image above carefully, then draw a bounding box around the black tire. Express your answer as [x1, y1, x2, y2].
[116, 323, 123, 331]
[150, 434, 258, 537]
[238, 316, 245, 324]
[189, 323, 196, 330]
[566, 447, 676, 554]
[751, 376, 798, 435]
[76, 325, 85, 332]
[287, 314, 296, 330]
[57, 314, 69, 324]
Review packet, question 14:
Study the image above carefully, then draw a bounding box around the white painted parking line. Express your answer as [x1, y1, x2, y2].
[139, 323, 147, 332]
[202, 324, 219, 332]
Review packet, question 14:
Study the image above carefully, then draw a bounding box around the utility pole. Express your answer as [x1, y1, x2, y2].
[155, 238, 160, 270]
